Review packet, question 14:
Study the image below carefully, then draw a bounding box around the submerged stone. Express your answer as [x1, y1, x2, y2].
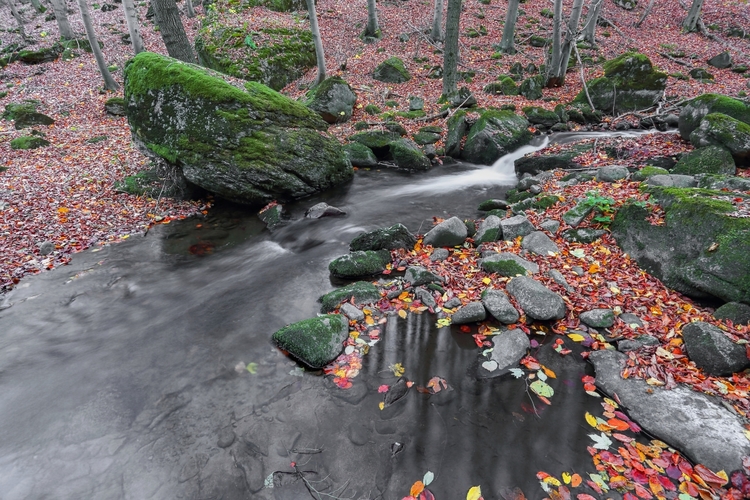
[477, 328, 529, 378]
[452, 302, 487, 324]
[404, 266, 443, 287]
[328, 250, 391, 279]
[319, 281, 381, 312]
[272, 314, 349, 368]
[350, 223, 416, 252]
[579, 308, 615, 328]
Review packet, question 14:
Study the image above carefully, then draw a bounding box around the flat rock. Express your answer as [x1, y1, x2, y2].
[429, 248, 450, 262]
[579, 308, 615, 328]
[682, 321, 750, 376]
[540, 219, 560, 234]
[423, 216, 468, 247]
[521, 231, 559, 256]
[404, 266, 443, 287]
[340, 302, 365, 321]
[474, 215, 502, 244]
[500, 215, 535, 240]
[480, 252, 539, 276]
[349, 223, 416, 251]
[481, 289, 520, 324]
[562, 228, 607, 243]
[597, 165, 629, 182]
[645, 174, 697, 188]
[562, 201, 594, 228]
[477, 328, 530, 378]
[305, 202, 346, 219]
[452, 301, 487, 324]
[506, 276, 566, 321]
[590, 350, 750, 472]
[547, 269, 573, 293]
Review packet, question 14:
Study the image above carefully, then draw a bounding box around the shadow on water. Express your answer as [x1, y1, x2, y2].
[0, 134, 646, 499]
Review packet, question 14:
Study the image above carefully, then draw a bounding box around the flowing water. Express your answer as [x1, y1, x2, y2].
[0, 133, 649, 499]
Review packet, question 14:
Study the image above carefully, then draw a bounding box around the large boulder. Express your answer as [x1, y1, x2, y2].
[328, 250, 391, 279]
[319, 281, 382, 312]
[506, 276, 566, 321]
[349, 223, 416, 251]
[124, 52, 352, 205]
[343, 142, 378, 167]
[481, 288, 520, 324]
[461, 110, 532, 165]
[303, 76, 357, 124]
[372, 57, 411, 83]
[514, 143, 592, 176]
[445, 109, 468, 158]
[423, 216, 468, 247]
[195, 24, 314, 91]
[682, 321, 750, 376]
[389, 138, 431, 170]
[573, 52, 667, 115]
[689, 113, 750, 164]
[272, 315, 349, 368]
[678, 93, 750, 141]
[3, 100, 54, 129]
[672, 145, 736, 175]
[611, 187, 750, 304]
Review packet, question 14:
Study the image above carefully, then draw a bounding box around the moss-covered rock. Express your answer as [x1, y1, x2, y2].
[10, 136, 50, 149]
[124, 52, 352, 205]
[522, 106, 560, 127]
[689, 68, 714, 81]
[373, 57, 411, 83]
[714, 302, 750, 325]
[343, 142, 378, 167]
[319, 281, 382, 312]
[390, 138, 431, 170]
[483, 77, 519, 96]
[104, 97, 126, 116]
[514, 142, 592, 176]
[195, 24, 315, 91]
[689, 113, 750, 164]
[461, 110, 532, 165]
[348, 130, 401, 153]
[632, 165, 670, 181]
[481, 258, 528, 277]
[412, 129, 441, 145]
[272, 314, 349, 368]
[573, 52, 667, 114]
[350, 223, 416, 252]
[445, 109, 468, 158]
[678, 93, 750, 140]
[612, 187, 750, 304]
[518, 75, 545, 100]
[303, 76, 357, 124]
[329, 250, 391, 278]
[60, 38, 103, 53]
[672, 145, 736, 175]
[246, 0, 306, 10]
[17, 44, 62, 64]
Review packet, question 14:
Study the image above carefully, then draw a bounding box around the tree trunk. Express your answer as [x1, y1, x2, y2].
[29, 0, 45, 13]
[430, 0, 444, 42]
[365, 0, 379, 38]
[683, 0, 703, 32]
[185, 0, 195, 18]
[557, 0, 585, 84]
[583, 0, 603, 45]
[499, 0, 520, 53]
[635, 0, 655, 27]
[306, 0, 326, 85]
[123, 0, 145, 54]
[151, 0, 196, 63]
[442, 0, 461, 96]
[50, 0, 75, 39]
[3, 0, 29, 40]
[76, 0, 118, 90]
[546, 0, 563, 86]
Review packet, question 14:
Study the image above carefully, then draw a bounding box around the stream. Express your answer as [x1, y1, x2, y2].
[0, 132, 651, 499]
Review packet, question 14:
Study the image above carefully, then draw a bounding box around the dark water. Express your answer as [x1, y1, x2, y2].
[0, 134, 646, 499]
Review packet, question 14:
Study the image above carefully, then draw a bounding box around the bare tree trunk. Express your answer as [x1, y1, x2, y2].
[152, 0, 195, 63]
[499, 0, 520, 53]
[76, 0, 118, 90]
[3, 0, 29, 40]
[442, 0, 461, 96]
[365, 0, 379, 38]
[547, 0, 563, 86]
[50, 0, 75, 39]
[185, 0, 195, 18]
[123, 0, 145, 54]
[635, 0, 655, 27]
[306, 0, 326, 85]
[583, 0, 603, 44]
[430, 0, 443, 42]
[683, 0, 703, 31]
[29, 0, 45, 12]
[557, 0, 585, 84]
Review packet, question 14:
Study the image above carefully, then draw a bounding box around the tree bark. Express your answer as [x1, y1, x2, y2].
[583, 0, 603, 45]
[430, 0, 444, 42]
[557, 0, 585, 84]
[442, 0, 461, 96]
[683, 0, 703, 32]
[76, 0, 118, 90]
[123, 0, 145, 54]
[151, 0, 196, 63]
[29, 0, 45, 13]
[499, 0, 520, 53]
[306, 0, 326, 85]
[546, 0, 563, 86]
[3, 0, 29, 40]
[635, 0, 655, 27]
[50, 0, 75, 39]
[365, 0, 379, 38]
[185, 0, 195, 18]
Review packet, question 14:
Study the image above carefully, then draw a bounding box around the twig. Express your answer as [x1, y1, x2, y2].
[657, 52, 692, 67]
[414, 109, 450, 122]
[599, 16, 638, 45]
[634, 0, 655, 28]
[572, 43, 595, 111]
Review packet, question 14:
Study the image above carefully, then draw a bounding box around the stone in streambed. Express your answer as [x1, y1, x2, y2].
[329, 250, 391, 279]
[481, 289, 520, 324]
[580, 308, 615, 328]
[597, 165, 629, 182]
[506, 276, 566, 321]
[430, 248, 450, 262]
[478, 199, 509, 211]
[404, 266, 443, 287]
[714, 302, 750, 325]
[521, 231, 559, 256]
[452, 302, 487, 324]
[415, 287, 437, 309]
[474, 215, 502, 244]
[423, 216, 467, 247]
[349, 223, 416, 251]
[319, 281, 381, 312]
[340, 302, 365, 321]
[481, 253, 538, 276]
[272, 314, 349, 368]
[562, 201, 594, 228]
[305, 202, 346, 218]
[500, 215, 535, 240]
[682, 321, 750, 376]
[477, 328, 530, 378]
[562, 228, 607, 243]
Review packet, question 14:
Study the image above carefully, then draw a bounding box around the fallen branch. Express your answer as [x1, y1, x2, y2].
[635, 0, 656, 28]
[657, 52, 692, 67]
[572, 43, 595, 111]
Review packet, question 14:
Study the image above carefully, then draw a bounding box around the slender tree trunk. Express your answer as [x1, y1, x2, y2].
[365, 0, 379, 38]
[76, 0, 118, 90]
[430, 0, 444, 42]
[306, 0, 326, 85]
[683, 0, 703, 31]
[547, 0, 563, 86]
[499, 0, 520, 53]
[583, 0, 603, 44]
[29, 0, 45, 12]
[151, 0, 196, 63]
[3, 0, 29, 40]
[635, 0, 655, 27]
[50, 0, 75, 39]
[442, 0, 461, 96]
[557, 0, 585, 84]
[185, 0, 195, 18]
[123, 0, 145, 54]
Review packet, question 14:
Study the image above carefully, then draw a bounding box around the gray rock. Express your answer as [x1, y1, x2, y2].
[481, 289, 520, 324]
[343, 142, 379, 168]
[618, 335, 659, 352]
[644, 174, 697, 187]
[304, 76, 357, 123]
[474, 215, 502, 244]
[580, 308, 615, 328]
[349, 223, 416, 251]
[562, 201, 594, 228]
[372, 57, 411, 83]
[217, 428, 236, 448]
[521, 231, 559, 256]
[517, 177, 540, 191]
[539, 219, 560, 234]
[562, 228, 607, 243]
[477, 328, 530, 378]
[478, 199, 509, 211]
[500, 215, 535, 240]
[340, 302, 365, 321]
[590, 350, 750, 472]
[409, 96, 424, 111]
[328, 250, 390, 279]
[707, 51, 732, 69]
[480, 252, 539, 275]
[678, 94, 750, 141]
[38, 241, 54, 255]
[452, 302, 487, 324]
[572, 266, 585, 276]
[529, 185, 543, 195]
[597, 165, 629, 182]
[404, 266, 443, 287]
[305, 202, 346, 218]
[443, 297, 462, 309]
[682, 321, 750, 376]
[415, 287, 437, 309]
[390, 138, 431, 171]
[461, 110, 532, 165]
[689, 113, 750, 164]
[423, 216, 468, 247]
[429, 248, 450, 261]
[319, 281, 381, 312]
[506, 276, 566, 321]
[547, 269, 573, 293]
[272, 314, 349, 368]
[714, 302, 750, 325]
[619, 312, 644, 329]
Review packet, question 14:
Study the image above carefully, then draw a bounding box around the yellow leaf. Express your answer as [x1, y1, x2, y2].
[398, 309, 407, 319]
[389, 363, 405, 377]
[568, 333, 586, 342]
[585, 412, 598, 428]
[541, 365, 556, 379]
[365, 316, 374, 326]
[57, 207, 69, 214]
[562, 472, 571, 484]
[543, 476, 561, 487]
[588, 263, 601, 274]
[609, 286, 621, 294]
[466, 486, 482, 500]
[378, 402, 384, 410]
[744, 429, 750, 441]
[482, 277, 491, 285]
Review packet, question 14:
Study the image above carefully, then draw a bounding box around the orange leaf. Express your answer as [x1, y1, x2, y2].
[571, 473, 582, 488]
[410, 481, 425, 497]
[606, 418, 630, 431]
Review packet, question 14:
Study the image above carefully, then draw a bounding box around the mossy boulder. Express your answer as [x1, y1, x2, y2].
[518, 75, 545, 100]
[611, 187, 750, 304]
[483, 77, 518, 96]
[390, 138, 431, 170]
[195, 24, 315, 91]
[515, 142, 592, 176]
[714, 302, 750, 325]
[343, 142, 378, 167]
[689, 113, 750, 164]
[329, 250, 391, 279]
[522, 106, 560, 127]
[678, 94, 750, 140]
[461, 110, 532, 165]
[672, 145, 736, 175]
[123, 52, 352, 205]
[373, 57, 411, 83]
[349, 130, 401, 155]
[350, 223, 416, 251]
[272, 314, 349, 369]
[303, 76, 357, 124]
[17, 45, 62, 64]
[445, 109, 468, 158]
[2, 100, 53, 129]
[60, 38, 103, 53]
[412, 128, 442, 145]
[245, 0, 306, 11]
[319, 281, 382, 312]
[104, 97, 126, 116]
[10, 136, 50, 149]
[574, 52, 667, 114]
[632, 165, 670, 181]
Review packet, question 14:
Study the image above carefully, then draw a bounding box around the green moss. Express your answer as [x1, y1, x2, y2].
[272, 314, 349, 369]
[2, 100, 39, 120]
[319, 281, 381, 312]
[482, 259, 527, 277]
[114, 170, 161, 196]
[506, 189, 535, 204]
[328, 250, 391, 278]
[10, 136, 50, 149]
[372, 56, 411, 83]
[364, 104, 381, 115]
[349, 130, 400, 150]
[672, 145, 735, 175]
[678, 93, 750, 140]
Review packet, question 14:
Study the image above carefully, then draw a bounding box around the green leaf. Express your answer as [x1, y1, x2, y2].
[246, 362, 258, 374]
[244, 35, 256, 49]
[509, 368, 524, 378]
[423, 471, 434, 486]
[530, 379, 554, 397]
[570, 248, 586, 259]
